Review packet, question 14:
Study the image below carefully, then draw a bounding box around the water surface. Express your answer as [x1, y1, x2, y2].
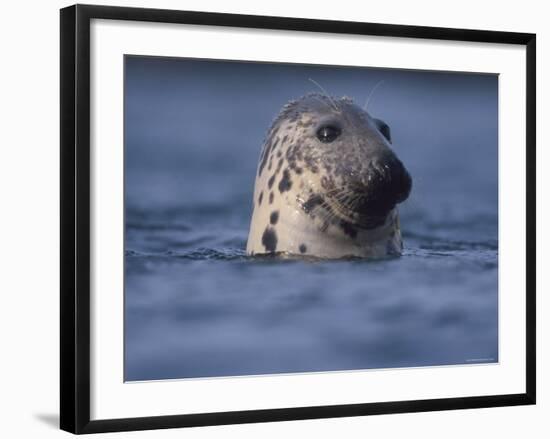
[124, 57, 498, 381]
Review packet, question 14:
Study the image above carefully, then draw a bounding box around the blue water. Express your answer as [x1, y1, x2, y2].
[124, 57, 498, 381]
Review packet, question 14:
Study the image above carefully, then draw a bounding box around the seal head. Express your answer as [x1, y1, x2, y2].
[246, 93, 412, 259]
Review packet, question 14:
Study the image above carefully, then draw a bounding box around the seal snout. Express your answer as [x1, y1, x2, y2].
[354, 153, 412, 216]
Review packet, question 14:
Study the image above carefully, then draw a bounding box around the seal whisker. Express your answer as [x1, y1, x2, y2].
[364, 80, 386, 111]
[309, 95, 337, 113]
[308, 78, 340, 112]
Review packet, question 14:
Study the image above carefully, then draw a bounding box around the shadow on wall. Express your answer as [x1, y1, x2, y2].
[34, 413, 59, 430]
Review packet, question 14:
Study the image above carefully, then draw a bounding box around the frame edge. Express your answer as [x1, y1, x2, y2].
[525, 34, 536, 404]
[75, 3, 534, 44]
[61, 4, 94, 434]
[78, 394, 533, 434]
[60, 4, 77, 434]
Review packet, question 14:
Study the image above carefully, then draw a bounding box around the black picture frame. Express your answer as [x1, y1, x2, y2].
[60, 3, 536, 434]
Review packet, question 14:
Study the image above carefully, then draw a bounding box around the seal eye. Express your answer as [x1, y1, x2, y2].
[316, 125, 341, 143]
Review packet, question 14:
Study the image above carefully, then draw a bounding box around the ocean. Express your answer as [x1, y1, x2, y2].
[124, 56, 498, 381]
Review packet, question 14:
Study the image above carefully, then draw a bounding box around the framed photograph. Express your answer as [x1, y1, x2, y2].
[60, 4, 536, 434]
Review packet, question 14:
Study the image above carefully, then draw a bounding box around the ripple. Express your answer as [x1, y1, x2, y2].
[126, 247, 247, 261]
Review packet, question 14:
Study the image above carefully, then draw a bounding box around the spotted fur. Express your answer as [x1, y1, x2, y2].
[261, 227, 277, 253]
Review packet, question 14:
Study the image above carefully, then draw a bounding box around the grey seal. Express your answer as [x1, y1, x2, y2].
[246, 93, 411, 259]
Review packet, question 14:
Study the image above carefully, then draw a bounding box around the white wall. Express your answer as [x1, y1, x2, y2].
[0, 0, 546, 437]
